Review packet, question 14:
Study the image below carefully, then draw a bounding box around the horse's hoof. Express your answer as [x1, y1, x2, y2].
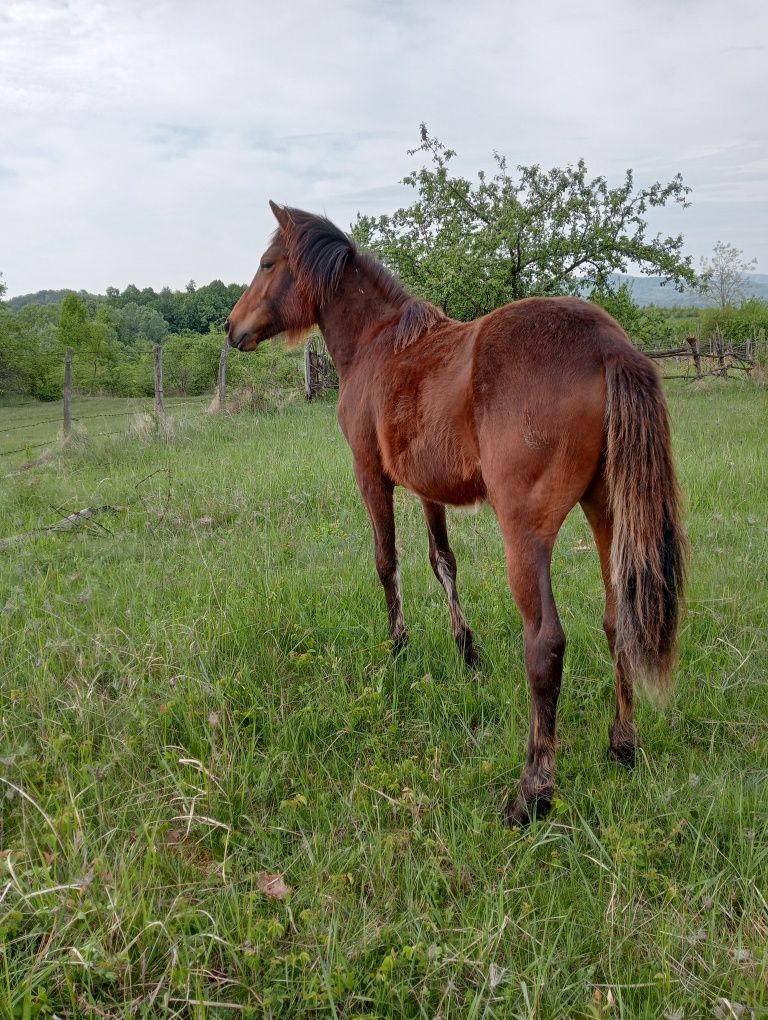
[458, 632, 480, 670]
[608, 742, 636, 769]
[391, 633, 409, 656]
[465, 647, 481, 670]
[504, 793, 551, 828]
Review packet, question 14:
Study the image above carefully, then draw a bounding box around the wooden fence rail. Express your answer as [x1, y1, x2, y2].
[645, 333, 761, 380]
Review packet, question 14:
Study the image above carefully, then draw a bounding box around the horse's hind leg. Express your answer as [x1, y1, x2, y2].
[581, 480, 636, 768]
[421, 499, 478, 668]
[497, 516, 565, 826]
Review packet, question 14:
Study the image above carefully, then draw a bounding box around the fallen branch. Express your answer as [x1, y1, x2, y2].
[0, 506, 123, 549]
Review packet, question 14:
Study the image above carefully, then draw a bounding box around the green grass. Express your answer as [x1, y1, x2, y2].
[0, 381, 766, 1018]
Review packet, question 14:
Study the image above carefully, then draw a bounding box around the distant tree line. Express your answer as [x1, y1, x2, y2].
[7, 279, 244, 333]
[0, 280, 260, 401]
[0, 278, 302, 402]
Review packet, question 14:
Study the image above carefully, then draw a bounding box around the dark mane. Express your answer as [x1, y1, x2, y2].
[278, 208, 352, 307]
[280, 207, 447, 349]
[356, 251, 447, 349]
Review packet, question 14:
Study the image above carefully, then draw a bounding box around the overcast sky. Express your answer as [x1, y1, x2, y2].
[1, 0, 766, 297]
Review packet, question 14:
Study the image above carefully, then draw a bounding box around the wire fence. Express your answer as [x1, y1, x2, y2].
[0, 344, 229, 477]
[0, 400, 200, 436]
[0, 399, 204, 460]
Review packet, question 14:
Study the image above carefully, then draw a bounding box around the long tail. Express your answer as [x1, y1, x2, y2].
[603, 354, 687, 700]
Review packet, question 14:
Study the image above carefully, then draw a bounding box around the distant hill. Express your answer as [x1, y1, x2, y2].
[7, 288, 89, 310]
[607, 273, 768, 308]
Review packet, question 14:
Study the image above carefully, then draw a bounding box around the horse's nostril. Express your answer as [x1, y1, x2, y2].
[224, 318, 231, 335]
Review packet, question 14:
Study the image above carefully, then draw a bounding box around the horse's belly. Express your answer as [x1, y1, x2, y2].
[376, 348, 483, 505]
[410, 475, 487, 507]
[382, 432, 486, 507]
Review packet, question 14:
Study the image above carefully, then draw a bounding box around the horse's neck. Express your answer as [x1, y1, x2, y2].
[317, 265, 399, 379]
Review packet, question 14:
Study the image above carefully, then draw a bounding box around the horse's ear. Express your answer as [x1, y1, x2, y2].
[269, 200, 290, 230]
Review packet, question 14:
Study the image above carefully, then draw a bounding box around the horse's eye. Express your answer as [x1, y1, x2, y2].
[261, 261, 274, 271]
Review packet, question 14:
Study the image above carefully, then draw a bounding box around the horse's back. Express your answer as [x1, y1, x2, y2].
[473, 297, 631, 387]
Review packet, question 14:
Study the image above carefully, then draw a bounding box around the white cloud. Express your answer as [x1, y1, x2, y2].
[1, 0, 766, 295]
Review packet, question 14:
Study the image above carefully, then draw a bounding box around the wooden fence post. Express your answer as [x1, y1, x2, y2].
[713, 327, 725, 375]
[304, 339, 314, 400]
[686, 335, 702, 377]
[303, 333, 337, 400]
[208, 336, 230, 413]
[63, 347, 73, 437]
[217, 336, 229, 409]
[154, 344, 166, 429]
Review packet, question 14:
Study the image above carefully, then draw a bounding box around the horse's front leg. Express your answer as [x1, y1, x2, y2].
[354, 465, 407, 651]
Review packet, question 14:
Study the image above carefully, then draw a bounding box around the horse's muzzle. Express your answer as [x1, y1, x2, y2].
[225, 318, 252, 350]
[229, 332, 252, 350]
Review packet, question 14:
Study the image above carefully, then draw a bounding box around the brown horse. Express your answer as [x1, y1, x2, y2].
[226, 202, 686, 826]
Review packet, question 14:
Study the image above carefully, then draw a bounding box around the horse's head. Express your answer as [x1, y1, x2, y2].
[225, 201, 317, 351]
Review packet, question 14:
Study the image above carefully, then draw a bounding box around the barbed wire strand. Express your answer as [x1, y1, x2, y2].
[0, 399, 202, 434]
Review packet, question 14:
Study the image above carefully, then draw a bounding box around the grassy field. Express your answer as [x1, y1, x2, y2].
[0, 381, 766, 1018]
